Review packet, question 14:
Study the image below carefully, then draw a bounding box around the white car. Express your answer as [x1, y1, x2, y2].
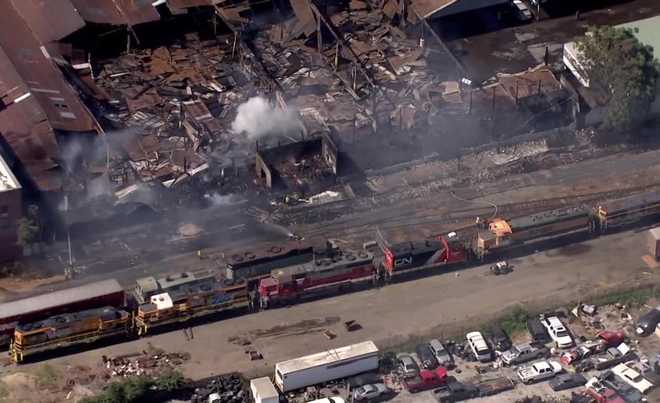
[466, 331, 492, 362]
[611, 363, 654, 394]
[541, 316, 574, 348]
[517, 360, 562, 384]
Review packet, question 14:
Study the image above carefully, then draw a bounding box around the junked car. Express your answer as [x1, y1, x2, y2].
[517, 360, 563, 384]
[501, 343, 549, 366]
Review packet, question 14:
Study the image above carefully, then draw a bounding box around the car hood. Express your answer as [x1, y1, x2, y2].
[517, 367, 536, 378]
[501, 350, 518, 362]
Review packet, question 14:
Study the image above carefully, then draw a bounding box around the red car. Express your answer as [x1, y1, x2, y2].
[597, 330, 625, 347]
[404, 367, 448, 393]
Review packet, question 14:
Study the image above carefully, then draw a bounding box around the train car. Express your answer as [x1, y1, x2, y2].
[380, 234, 468, 278]
[258, 249, 374, 309]
[134, 277, 249, 335]
[10, 306, 130, 363]
[134, 270, 220, 304]
[0, 279, 124, 347]
[593, 191, 660, 233]
[476, 206, 591, 258]
[224, 243, 314, 288]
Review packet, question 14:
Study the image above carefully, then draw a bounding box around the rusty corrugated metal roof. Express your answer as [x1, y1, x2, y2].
[10, 0, 86, 43]
[69, 0, 162, 26]
[0, 0, 100, 192]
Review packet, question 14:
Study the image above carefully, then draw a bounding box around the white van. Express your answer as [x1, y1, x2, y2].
[466, 331, 492, 362]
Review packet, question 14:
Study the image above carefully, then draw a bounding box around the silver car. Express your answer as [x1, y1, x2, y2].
[352, 383, 390, 401]
[398, 354, 420, 378]
[501, 343, 548, 366]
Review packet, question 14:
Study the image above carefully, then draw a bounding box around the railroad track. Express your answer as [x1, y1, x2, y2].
[296, 184, 660, 240]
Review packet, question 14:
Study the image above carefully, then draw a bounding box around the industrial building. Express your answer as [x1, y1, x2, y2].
[0, 152, 22, 261]
[563, 15, 660, 126]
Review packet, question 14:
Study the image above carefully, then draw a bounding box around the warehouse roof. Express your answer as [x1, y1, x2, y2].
[617, 15, 660, 54]
[276, 341, 378, 374]
[0, 279, 123, 321]
[0, 153, 20, 192]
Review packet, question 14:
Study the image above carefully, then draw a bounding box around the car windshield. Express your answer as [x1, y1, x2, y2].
[363, 385, 376, 393]
[556, 330, 569, 337]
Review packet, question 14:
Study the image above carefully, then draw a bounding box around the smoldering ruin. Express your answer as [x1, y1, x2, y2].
[0, 0, 577, 275]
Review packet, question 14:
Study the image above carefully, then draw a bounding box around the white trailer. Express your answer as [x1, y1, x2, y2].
[274, 341, 379, 392]
[250, 377, 279, 403]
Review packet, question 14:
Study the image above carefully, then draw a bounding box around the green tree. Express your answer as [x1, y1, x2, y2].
[577, 25, 660, 133]
[16, 217, 39, 247]
[79, 376, 152, 403]
[154, 370, 185, 392]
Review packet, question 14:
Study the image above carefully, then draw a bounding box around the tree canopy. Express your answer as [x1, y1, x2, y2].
[577, 25, 659, 133]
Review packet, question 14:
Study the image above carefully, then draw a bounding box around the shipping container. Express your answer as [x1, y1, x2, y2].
[647, 227, 660, 260]
[274, 341, 379, 392]
[0, 279, 124, 346]
[250, 377, 279, 403]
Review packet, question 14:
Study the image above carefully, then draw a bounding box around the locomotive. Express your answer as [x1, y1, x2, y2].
[6, 190, 660, 363]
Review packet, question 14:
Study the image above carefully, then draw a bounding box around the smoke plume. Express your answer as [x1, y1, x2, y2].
[231, 96, 302, 140]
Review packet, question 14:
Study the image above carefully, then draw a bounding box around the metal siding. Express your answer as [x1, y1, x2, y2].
[0, 279, 124, 322]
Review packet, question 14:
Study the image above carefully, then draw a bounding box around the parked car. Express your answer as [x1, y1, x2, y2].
[527, 317, 551, 343]
[466, 331, 493, 362]
[501, 343, 549, 366]
[550, 373, 587, 391]
[307, 398, 345, 403]
[488, 325, 512, 352]
[404, 368, 447, 393]
[428, 339, 454, 368]
[584, 377, 626, 403]
[512, 0, 532, 21]
[416, 343, 439, 370]
[476, 377, 515, 397]
[635, 307, 660, 336]
[397, 354, 420, 378]
[597, 330, 625, 347]
[610, 363, 654, 394]
[433, 381, 480, 402]
[600, 371, 644, 403]
[352, 383, 391, 402]
[541, 315, 574, 348]
[517, 360, 562, 384]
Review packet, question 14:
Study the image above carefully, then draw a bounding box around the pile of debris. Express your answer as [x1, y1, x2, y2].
[94, 32, 259, 189]
[102, 350, 190, 378]
[190, 373, 248, 403]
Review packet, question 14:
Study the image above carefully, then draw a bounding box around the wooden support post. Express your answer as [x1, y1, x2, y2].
[231, 32, 238, 59]
[334, 42, 339, 70]
[126, 28, 131, 54]
[491, 86, 496, 117]
[468, 89, 473, 114]
[317, 15, 322, 53]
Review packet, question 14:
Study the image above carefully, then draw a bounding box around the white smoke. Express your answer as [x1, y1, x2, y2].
[231, 96, 302, 140]
[203, 193, 246, 207]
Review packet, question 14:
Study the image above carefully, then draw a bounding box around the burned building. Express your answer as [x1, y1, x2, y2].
[0, 153, 22, 261]
[255, 134, 338, 192]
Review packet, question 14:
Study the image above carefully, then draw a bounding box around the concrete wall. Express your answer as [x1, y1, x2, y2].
[0, 187, 22, 261]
